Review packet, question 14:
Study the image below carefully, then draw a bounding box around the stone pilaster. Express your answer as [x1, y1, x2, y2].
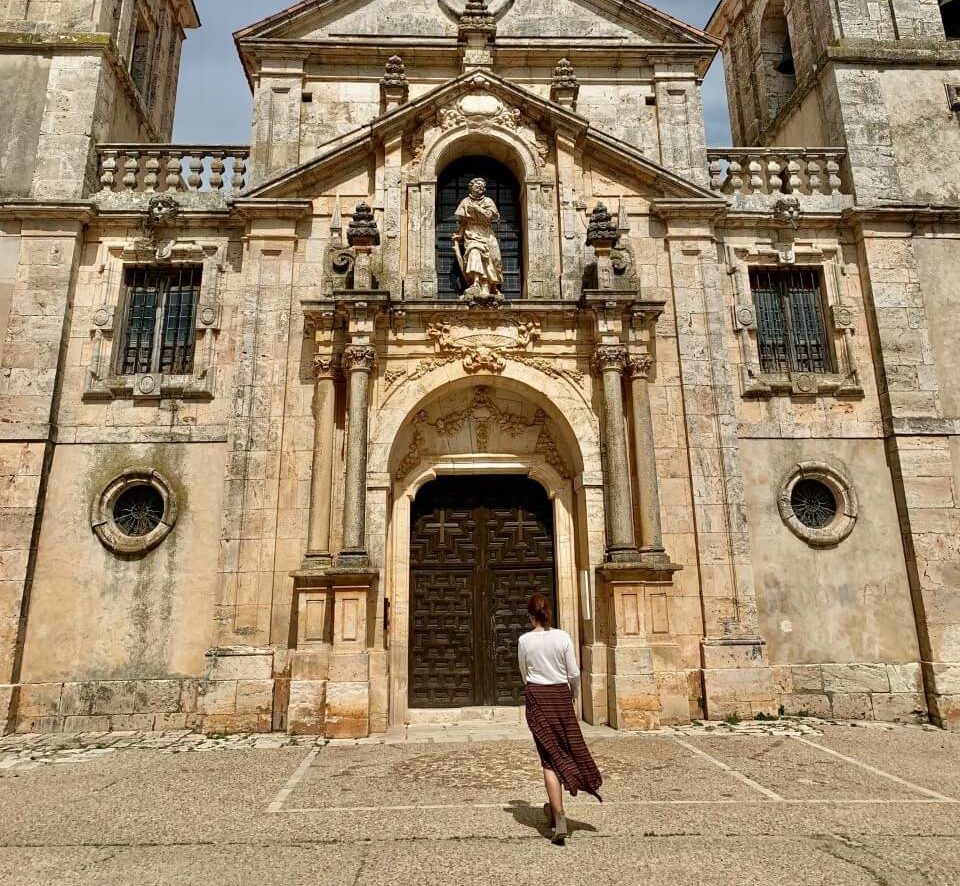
[654, 201, 777, 721]
[592, 345, 638, 562]
[0, 210, 88, 733]
[338, 345, 377, 569]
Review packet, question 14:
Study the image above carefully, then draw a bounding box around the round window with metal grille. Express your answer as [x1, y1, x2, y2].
[778, 462, 858, 547]
[790, 479, 837, 529]
[92, 469, 178, 555]
[113, 484, 166, 537]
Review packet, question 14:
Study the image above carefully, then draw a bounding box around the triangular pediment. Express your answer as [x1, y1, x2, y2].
[236, 0, 717, 46]
[244, 71, 720, 204]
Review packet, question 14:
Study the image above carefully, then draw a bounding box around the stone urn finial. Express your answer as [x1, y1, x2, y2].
[347, 202, 380, 248]
[380, 55, 409, 109]
[551, 58, 580, 108]
[460, 0, 496, 33]
[586, 202, 619, 249]
[381, 55, 408, 88]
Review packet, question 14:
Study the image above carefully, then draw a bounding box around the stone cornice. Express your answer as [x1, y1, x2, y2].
[0, 201, 95, 225]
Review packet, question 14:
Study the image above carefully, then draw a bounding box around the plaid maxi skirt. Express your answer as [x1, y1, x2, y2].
[524, 682, 603, 801]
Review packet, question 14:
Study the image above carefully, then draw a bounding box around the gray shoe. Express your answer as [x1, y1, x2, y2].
[552, 813, 568, 846]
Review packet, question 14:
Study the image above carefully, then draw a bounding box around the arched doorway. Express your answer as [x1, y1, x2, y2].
[408, 475, 557, 708]
[435, 155, 523, 300]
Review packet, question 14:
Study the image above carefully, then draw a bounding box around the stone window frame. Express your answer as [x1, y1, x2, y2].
[92, 468, 179, 555]
[729, 243, 863, 399]
[777, 460, 858, 547]
[83, 240, 224, 403]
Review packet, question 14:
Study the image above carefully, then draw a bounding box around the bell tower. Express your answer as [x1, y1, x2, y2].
[0, 0, 200, 199]
[708, 0, 960, 206]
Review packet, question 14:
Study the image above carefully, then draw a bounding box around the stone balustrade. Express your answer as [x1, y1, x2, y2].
[707, 148, 848, 197]
[97, 145, 250, 194]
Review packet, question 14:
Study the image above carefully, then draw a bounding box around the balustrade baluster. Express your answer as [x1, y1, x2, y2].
[99, 151, 118, 191]
[232, 156, 248, 191]
[787, 159, 802, 193]
[143, 152, 161, 193]
[122, 151, 141, 190]
[210, 151, 226, 191]
[827, 159, 842, 193]
[748, 158, 763, 194]
[807, 158, 823, 195]
[767, 158, 783, 193]
[728, 159, 744, 194]
[186, 156, 203, 190]
[165, 150, 183, 191]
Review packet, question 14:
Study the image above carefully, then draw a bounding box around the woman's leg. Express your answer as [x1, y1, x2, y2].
[543, 767, 564, 818]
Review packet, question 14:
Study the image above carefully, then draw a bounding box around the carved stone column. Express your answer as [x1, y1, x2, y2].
[592, 345, 638, 562]
[339, 344, 377, 567]
[304, 355, 339, 566]
[626, 356, 665, 555]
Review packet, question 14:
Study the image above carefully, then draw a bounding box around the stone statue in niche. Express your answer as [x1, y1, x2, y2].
[453, 177, 504, 306]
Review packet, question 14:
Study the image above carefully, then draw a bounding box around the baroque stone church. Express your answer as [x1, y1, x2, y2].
[0, 0, 959, 737]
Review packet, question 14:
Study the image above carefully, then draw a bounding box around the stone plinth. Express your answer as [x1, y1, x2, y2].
[598, 560, 686, 730]
[701, 638, 778, 721]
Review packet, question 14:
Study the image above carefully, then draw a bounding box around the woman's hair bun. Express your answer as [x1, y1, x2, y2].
[527, 593, 553, 628]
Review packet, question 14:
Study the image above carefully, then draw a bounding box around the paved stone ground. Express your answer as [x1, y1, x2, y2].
[0, 719, 958, 885]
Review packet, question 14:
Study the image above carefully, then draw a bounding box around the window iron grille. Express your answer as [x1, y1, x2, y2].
[790, 479, 838, 529]
[750, 267, 831, 374]
[113, 484, 165, 537]
[120, 265, 201, 376]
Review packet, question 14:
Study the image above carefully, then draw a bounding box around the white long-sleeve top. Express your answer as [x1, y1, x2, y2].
[518, 628, 580, 697]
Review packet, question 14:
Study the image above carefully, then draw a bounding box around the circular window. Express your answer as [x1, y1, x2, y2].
[778, 462, 858, 547]
[114, 485, 165, 536]
[92, 469, 178, 555]
[790, 479, 837, 529]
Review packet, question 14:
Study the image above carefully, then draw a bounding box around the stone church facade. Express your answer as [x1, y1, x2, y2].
[0, 0, 959, 737]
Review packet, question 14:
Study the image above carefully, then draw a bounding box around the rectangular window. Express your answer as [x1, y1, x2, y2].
[119, 266, 200, 376]
[750, 267, 831, 374]
[129, 9, 152, 97]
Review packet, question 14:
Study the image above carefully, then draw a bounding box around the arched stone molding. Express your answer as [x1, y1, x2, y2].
[370, 363, 600, 479]
[384, 455, 583, 729]
[407, 106, 558, 299]
[366, 374, 607, 728]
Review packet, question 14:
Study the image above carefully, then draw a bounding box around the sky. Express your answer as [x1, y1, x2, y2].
[172, 0, 732, 145]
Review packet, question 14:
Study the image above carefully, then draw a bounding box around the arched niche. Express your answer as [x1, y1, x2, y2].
[759, 0, 796, 125]
[436, 155, 523, 300]
[407, 119, 557, 300]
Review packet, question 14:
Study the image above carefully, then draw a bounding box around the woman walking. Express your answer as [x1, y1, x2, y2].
[519, 593, 603, 846]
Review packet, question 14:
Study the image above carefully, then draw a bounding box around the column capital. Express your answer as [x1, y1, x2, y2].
[342, 345, 377, 373]
[625, 355, 653, 381]
[591, 345, 628, 375]
[313, 354, 341, 381]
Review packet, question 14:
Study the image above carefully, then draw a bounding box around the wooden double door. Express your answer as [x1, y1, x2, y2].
[409, 476, 557, 708]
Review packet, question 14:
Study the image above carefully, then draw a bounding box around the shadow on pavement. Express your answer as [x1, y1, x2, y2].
[504, 800, 599, 839]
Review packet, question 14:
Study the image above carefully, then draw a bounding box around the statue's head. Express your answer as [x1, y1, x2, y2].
[468, 177, 487, 199]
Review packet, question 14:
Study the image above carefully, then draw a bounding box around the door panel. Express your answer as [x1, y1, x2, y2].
[408, 477, 557, 708]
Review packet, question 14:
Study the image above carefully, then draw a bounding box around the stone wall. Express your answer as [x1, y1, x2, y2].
[15, 441, 224, 732]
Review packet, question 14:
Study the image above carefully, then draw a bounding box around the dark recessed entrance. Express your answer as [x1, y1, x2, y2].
[408, 476, 557, 708]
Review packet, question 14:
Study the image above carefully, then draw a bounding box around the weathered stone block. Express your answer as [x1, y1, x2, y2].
[204, 649, 273, 682]
[198, 680, 238, 716]
[886, 663, 923, 694]
[324, 681, 369, 739]
[328, 652, 369, 683]
[822, 664, 890, 694]
[15, 682, 62, 717]
[288, 680, 327, 735]
[781, 692, 832, 719]
[871, 692, 925, 722]
[236, 680, 274, 715]
[133, 680, 183, 714]
[829, 692, 873, 720]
